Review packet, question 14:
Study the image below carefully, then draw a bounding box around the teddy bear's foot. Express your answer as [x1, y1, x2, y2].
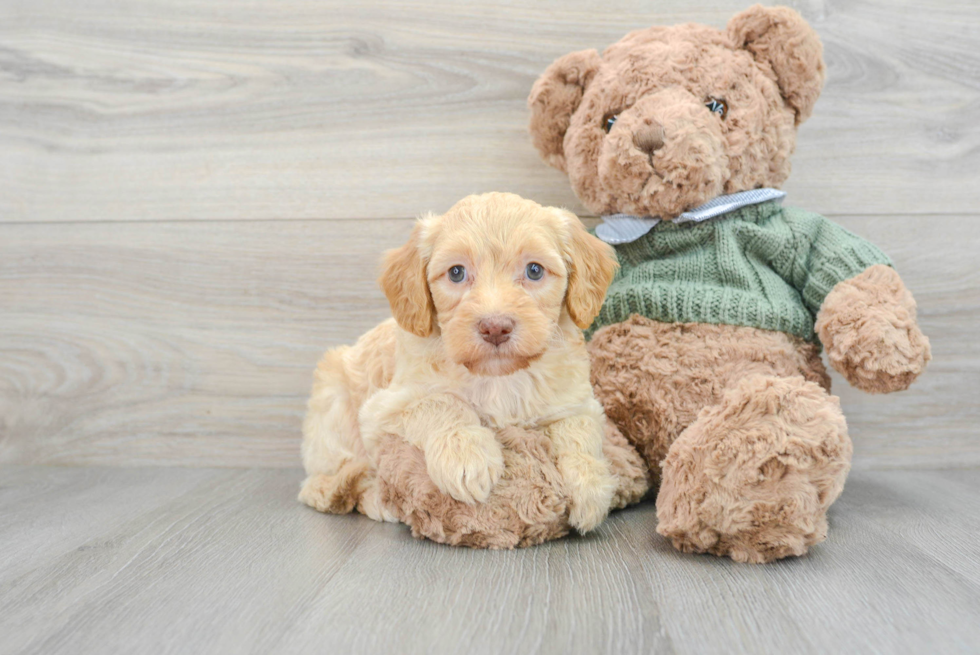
[655, 375, 852, 563]
[373, 424, 649, 549]
[602, 421, 652, 510]
[376, 429, 570, 549]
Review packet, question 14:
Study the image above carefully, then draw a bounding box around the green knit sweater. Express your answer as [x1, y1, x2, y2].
[588, 201, 892, 342]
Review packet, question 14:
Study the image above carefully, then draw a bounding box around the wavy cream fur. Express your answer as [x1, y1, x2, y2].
[300, 192, 620, 535]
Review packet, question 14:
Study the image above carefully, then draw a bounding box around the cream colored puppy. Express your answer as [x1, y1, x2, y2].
[299, 192, 620, 533]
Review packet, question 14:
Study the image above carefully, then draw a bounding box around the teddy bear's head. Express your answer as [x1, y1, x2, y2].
[528, 5, 825, 219]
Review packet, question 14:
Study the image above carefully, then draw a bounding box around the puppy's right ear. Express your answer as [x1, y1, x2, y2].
[379, 221, 436, 338]
[528, 49, 602, 172]
[561, 212, 619, 330]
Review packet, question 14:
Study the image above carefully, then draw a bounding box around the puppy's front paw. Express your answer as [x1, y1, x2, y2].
[425, 425, 504, 505]
[560, 454, 617, 534]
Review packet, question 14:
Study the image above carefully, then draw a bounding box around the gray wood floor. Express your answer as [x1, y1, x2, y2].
[1, 465, 978, 655]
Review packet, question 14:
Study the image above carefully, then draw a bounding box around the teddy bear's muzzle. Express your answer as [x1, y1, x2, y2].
[595, 87, 730, 219]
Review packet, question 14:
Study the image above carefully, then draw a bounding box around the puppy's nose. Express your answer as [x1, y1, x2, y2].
[633, 120, 665, 154]
[478, 316, 515, 346]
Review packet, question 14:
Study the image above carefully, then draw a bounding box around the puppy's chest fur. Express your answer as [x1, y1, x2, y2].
[398, 325, 597, 430]
[460, 360, 596, 429]
[352, 321, 600, 448]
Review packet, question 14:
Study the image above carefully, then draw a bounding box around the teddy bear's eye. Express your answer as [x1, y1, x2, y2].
[705, 97, 729, 119]
[602, 112, 619, 133]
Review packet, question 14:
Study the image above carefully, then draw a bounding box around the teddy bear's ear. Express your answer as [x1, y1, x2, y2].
[727, 4, 826, 124]
[528, 49, 602, 172]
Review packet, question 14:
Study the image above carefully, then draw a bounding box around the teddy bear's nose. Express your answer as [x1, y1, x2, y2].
[633, 121, 665, 155]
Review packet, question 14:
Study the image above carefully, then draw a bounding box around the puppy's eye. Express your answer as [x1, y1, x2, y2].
[448, 265, 466, 283]
[525, 262, 545, 281]
[705, 97, 728, 119]
[602, 112, 619, 133]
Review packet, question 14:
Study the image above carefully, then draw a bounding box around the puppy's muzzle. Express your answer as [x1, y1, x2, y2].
[478, 315, 515, 346]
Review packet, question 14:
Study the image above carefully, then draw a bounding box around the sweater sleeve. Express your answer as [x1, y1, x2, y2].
[772, 208, 893, 316]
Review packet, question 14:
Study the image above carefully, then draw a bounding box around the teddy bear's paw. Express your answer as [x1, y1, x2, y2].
[425, 425, 505, 505]
[298, 460, 372, 514]
[656, 374, 852, 563]
[658, 501, 826, 564]
[817, 264, 931, 394]
[824, 318, 930, 394]
[559, 453, 617, 534]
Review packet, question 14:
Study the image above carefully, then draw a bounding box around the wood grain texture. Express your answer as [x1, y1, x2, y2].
[1, 216, 977, 469]
[0, 465, 978, 654]
[1, 0, 979, 222]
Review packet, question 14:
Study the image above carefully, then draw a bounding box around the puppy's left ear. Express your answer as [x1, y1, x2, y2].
[561, 212, 619, 329]
[379, 219, 436, 337]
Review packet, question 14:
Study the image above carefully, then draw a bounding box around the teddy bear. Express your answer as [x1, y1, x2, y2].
[527, 4, 931, 562]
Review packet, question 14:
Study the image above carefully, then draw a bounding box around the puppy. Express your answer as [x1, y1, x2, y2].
[299, 192, 620, 533]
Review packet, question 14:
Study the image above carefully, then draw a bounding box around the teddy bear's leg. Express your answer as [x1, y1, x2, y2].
[655, 374, 852, 564]
[602, 421, 652, 509]
[375, 429, 571, 549]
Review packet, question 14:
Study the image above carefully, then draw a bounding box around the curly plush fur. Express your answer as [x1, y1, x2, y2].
[588, 319, 850, 563]
[377, 422, 649, 549]
[588, 318, 832, 487]
[816, 265, 931, 394]
[529, 5, 823, 219]
[529, 5, 930, 562]
[656, 374, 851, 563]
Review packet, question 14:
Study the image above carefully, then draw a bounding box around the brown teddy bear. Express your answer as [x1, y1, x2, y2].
[528, 4, 931, 562]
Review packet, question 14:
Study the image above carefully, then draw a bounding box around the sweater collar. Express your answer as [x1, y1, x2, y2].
[595, 188, 786, 245]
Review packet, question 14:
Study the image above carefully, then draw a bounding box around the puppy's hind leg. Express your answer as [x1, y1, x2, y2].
[299, 346, 382, 517]
[299, 460, 370, 514]
[300, 464, 397, 522]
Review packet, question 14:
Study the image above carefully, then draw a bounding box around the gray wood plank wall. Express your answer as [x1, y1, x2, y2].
[1, 0, 978, 468]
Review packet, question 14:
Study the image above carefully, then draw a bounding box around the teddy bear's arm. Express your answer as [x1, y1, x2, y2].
[815, 264, 930, 394]
[772, 211, 930, 394]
